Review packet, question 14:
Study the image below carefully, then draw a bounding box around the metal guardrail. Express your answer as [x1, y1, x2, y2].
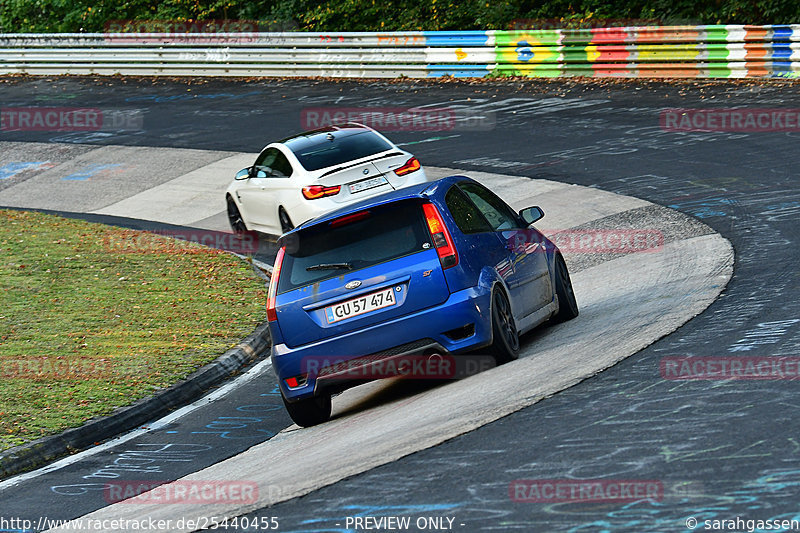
[1, 25, 799, 78]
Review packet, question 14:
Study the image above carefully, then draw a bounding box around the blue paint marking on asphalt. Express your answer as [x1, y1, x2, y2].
[61, 164, 122, 181]
[0, 162, 49, 180]
[668, 197, 735, 218]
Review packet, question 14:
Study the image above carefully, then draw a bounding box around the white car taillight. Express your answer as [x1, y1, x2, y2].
[302, 185, 341, 200]
[394, 157, 421, 176]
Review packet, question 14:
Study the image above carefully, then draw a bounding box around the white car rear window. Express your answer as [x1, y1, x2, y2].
[292, 131, 392, 171]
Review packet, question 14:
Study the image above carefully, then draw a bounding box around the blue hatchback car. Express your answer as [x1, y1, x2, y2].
[267, 176, 578, 426]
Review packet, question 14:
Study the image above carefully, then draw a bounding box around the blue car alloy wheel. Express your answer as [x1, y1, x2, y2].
[490, 288, 519, 364]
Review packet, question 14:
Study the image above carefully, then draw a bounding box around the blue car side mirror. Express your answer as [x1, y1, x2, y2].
[519, 206, 544, 225]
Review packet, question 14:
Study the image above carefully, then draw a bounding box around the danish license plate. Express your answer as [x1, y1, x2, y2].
[325, 287, 397, 323]
[349, 176, 388, 194]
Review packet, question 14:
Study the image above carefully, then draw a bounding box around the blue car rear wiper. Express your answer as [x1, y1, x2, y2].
[306, 262, 353, 271]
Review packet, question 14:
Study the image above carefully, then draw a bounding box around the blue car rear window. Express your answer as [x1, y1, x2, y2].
[278, 200, 430, 293]
[290, 131, 392, 171]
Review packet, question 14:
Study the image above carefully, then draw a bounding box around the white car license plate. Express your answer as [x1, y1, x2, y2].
[325, 287, 397, 323]
[349, 176, 388, 194]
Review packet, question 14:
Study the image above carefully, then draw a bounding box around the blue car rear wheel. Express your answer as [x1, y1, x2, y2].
[490, 289, 519, 364]
[282, 392, 332, 427]
[552, 253, 579, 323]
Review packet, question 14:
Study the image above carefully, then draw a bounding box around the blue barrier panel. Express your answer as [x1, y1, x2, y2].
[423, 31, 490, 47]
[772, 60, 796, 73]
[772, 26, 794, 41]
[772, 43, 794, 59]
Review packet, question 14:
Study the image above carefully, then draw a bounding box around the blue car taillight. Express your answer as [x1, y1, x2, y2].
[422, 202, 458, 269]
[267, 246, 285, 322]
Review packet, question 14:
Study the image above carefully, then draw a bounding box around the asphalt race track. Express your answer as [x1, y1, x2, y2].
[1, 77, 799, 532]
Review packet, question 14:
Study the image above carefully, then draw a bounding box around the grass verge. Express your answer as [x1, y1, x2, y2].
[0, 209, 267, 452]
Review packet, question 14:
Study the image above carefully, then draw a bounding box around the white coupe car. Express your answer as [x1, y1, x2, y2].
[226, 123, 428, 235]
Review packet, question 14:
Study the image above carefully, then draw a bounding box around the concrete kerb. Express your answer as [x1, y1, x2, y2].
[0, 321, 271, 480]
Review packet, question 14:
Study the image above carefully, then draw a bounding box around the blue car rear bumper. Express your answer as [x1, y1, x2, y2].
[272, 285, 493, 401]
